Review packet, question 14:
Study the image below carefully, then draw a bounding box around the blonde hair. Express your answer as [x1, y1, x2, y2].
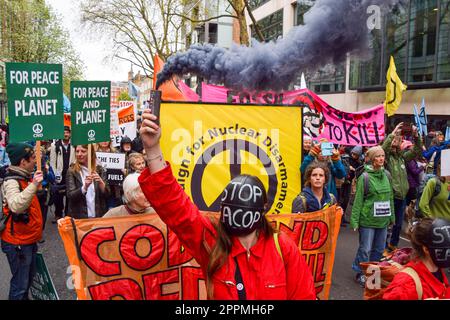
[128, 152, 146, 170]
[95, 141, 117, 153]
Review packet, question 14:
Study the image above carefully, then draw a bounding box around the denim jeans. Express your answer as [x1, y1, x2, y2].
[352, 227, 388, 274]
[1, 240, 38, 300]
[388, 198, 406, 247]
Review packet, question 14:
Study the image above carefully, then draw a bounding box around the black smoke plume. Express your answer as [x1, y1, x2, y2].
[156, 0, 403, 92]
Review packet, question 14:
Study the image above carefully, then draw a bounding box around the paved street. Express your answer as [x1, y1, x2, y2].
[0, 207, 409, 301]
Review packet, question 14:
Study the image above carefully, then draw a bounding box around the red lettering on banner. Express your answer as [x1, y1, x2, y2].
[315, 253, 326, 282]
[181, 266, 205, 300]
[89, 279, 143, 300]
[80, 227, 121, 277]
[120, 224, 165, 271]
[301, 221, 328, 250]
[142, 269, 180, 300]
[167, 229, 194, 268]
[277, 221, 304, 245]
[315, 285, 324, 296]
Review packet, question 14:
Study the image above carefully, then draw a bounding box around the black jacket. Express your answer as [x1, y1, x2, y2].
[66, 164, 109, 219]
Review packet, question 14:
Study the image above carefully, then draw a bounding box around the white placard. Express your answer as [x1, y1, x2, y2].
[441, 149, 450, 177]
[96, 152, 126, 170]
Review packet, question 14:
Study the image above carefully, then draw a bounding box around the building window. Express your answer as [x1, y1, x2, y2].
[408, 0, 438, 83]
[350, 0, 450, 90]
[251, 9, 283, 42]
[349, 28, 383, 89]
[303, 63, 346, 93]
[248, 0, 271, 11]
[438, 0, 450, 81]
[295, 1, 315, 26]
[386, 4, 408, 81]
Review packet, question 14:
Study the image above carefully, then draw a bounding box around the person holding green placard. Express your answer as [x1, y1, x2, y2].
[66, 145, 109, 219]
[1, 142, 43, 300]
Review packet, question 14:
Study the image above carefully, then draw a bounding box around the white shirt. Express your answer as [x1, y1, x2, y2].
[80, 166, 96, 218]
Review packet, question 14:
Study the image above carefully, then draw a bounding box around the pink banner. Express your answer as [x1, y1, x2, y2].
[201, 83, 385, 146]
[178, 80, 199, 102]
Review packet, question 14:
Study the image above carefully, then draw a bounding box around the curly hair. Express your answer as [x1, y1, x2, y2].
[304, 161, 330, 188]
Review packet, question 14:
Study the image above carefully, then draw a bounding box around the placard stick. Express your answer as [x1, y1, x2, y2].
[88, 144, 92, 173]
[36, 141, 42, 172]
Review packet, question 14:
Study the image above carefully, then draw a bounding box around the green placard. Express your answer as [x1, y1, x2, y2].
[5, 62, 64, 142]
[30, 253, 59, 300]
[71, 81, 111, 145]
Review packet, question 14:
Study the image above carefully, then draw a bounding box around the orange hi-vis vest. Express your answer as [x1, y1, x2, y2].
[1, 179, 42, 245]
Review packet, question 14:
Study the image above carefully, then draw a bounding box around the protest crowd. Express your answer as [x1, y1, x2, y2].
[0, 98, 449, 301]
[0, 9, 449, 299]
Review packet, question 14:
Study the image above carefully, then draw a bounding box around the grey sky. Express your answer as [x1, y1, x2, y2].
[46, 0, 131, 81]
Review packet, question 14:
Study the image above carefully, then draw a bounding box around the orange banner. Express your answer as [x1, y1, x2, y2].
[58, 206, 342, 300]
[64, 113, 71, 128]
[117, 105, 135, 125]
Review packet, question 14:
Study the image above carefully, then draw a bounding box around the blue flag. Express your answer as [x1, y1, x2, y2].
[413, 104, 422, 136]
[128, 81, 140, 99]
[418, 98, 428, 136]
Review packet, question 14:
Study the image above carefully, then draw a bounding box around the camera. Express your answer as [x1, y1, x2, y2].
[12, 212, 30, 224]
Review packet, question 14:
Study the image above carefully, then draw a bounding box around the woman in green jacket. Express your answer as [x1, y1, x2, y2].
[351, 146, 395, 287]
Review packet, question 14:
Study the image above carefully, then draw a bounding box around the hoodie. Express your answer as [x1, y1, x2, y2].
[292, 187, 335, 213]
[350, 165, 395, 229]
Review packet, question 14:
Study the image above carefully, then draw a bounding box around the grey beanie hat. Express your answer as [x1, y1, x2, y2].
[351, 146, 363, 156]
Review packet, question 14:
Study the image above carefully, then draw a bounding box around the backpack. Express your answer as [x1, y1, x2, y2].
[414, 174, 441, 218]
[358, 170, 392, 197]
[293, 192, 337, 213]
[360, 248, 423, 300]
[0, 173, 27, 235]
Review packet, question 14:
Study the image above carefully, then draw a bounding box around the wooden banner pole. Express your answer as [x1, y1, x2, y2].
[35, 141, 41, 172]
[88, 144, 92, 173]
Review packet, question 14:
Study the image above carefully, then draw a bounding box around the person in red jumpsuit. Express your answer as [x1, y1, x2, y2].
[137, 109, 316, 300]
[383, 218, 450, 300]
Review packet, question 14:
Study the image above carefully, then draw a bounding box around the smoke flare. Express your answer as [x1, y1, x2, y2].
[156, 0, 403, 92]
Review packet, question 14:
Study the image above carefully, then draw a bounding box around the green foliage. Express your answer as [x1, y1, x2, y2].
[0, 0, 85, 95]
[118, 90, 132, 101]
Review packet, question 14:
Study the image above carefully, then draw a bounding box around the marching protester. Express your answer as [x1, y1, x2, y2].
[120, 136, 133, 173]
[403, 140, 426, 206]
[66, 145, 109, 219]
[302, 135, 312, 156]
[131, 116, 144, 153]
[95, 141, 117, 153]
[1, 142, 43, 300]
[0, 143, 10, 169]
[36, 146, 56, 237]
[382, 122, 423, 253]
[137, 109, 316, 300]
[95, 140, 122, 209]
[49, 126, 75, 223]
[292, 162, 336, 213]
[350, 146, 395, 288]
[128, 152, 146, 174]
[383, 218, 450, 300]
[423, 137, 450, 175]
[300, 140, 346, 200]
[103, 173, 155, 217]
[418, 170, 450, 220]
[0, 124, 8, 148]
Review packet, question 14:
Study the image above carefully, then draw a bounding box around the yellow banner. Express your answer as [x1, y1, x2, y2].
[160, 102, 302, 214]
[58, 206, 342, 300]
